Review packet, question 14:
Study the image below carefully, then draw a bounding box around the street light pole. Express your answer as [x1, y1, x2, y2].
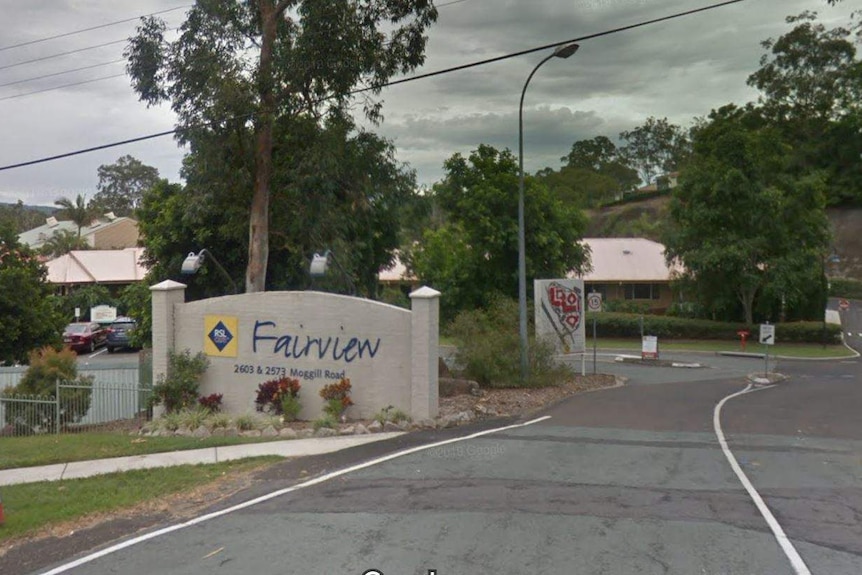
[518, 42, 579, 384]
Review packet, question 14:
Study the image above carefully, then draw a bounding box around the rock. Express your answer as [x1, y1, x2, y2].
[383, 420, 405, 432]
[279, 427, 298, 439]
[439, 377, 481, 398]
[314, 427, 337, 437]
[192, 425, 211, 439]
[261, 425, 279, 438]
[354, 423, 370, 435]
[211, 427, 226, 437]
[456, 410, 474, 423]
[367, 420, 384, 433]
[438, 415, 457, 429]
[438, 356, 452, 378]
[241, 429, 262, 437]
[175, 426, 192, 437]
[224, 427, 239, 437]
[297, 428, 314, 438]
[339, 425, 355, 436]
[417, 418, 437, 429]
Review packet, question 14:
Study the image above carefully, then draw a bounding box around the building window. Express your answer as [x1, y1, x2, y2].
[586, 284, 607, 299]
[624, 283, 662, 300]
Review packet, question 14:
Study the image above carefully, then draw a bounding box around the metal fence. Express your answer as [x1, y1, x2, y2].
[0, 364, 151, 437]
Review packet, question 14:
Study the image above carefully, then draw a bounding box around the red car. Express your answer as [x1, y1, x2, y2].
[63, 322, 107, 353]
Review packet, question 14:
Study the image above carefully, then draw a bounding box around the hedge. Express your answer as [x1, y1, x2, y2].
[829, 278, 862, 300]
[585, 312, 842, 344]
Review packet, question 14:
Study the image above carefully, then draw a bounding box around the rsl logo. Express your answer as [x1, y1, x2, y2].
[204, 316, 238, 357]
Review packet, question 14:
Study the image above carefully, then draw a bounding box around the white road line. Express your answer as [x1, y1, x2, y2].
[713, 384, 812, 575]
[39, 415, 551, 575]
[87, 348, 107, 359]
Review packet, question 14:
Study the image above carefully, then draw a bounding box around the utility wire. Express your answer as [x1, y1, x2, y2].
[0, 4, 190, 52]
[0, 59, 124, 89]
[0, 0, 746, 172]
[0, 73, 127, 102]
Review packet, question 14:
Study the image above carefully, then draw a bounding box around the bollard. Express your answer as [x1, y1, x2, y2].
[0, 490, 5, 526]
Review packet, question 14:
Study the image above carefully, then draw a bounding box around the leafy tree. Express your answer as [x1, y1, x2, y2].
[619, 117, 691, 185]
[54, 194, 97, 238]
[38, 229, 91, 259]
[410, 145, 589, 321]
[126, 0, 438, 293]
[0, 201, 47, 234]
[664, 107, 831, 324]
[137, 118, 415, 301]
[747, 11, 862, 204]
[0, 225, 65, 365]
[119, 282, 152, 348]
[91, 155, 160, 217]
[560, 135, 639, 193]
[536, 166, 621, 208]
[2, 347, 93, 434]
[59, 285, 118, 323]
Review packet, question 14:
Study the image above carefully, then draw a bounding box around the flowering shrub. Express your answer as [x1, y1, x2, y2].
[320, 378, 353, 417]
[198, 393, 223, 412]
[255, 377, 301, 414]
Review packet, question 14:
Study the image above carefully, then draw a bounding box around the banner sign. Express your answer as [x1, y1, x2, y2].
[534, 279, 586, 355]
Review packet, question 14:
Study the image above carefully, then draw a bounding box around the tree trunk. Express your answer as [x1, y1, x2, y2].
[246, 0, 279, 293]
[739, 285, 757, 325]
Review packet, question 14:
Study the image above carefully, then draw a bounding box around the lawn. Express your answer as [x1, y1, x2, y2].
[0, 433, 284, 470]
[592, 338, 855, 358]
[0, 457, 282, 543]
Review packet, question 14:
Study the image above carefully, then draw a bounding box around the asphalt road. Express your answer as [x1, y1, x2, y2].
[27, 306, 862, 575]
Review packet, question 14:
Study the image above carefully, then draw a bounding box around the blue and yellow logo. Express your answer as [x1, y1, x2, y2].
[204, 316, 238, 357]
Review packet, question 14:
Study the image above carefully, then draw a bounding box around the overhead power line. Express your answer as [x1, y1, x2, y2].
[0, 59, 124, 89]
[0, 4, 190, 52]
[0, 73, 127, 102]
[0, 0, 746, 172]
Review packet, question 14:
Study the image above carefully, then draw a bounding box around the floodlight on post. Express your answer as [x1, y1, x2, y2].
[518, 41, 579, 384]
[181, 249, 237, 295]
[309, 249, 355, 296]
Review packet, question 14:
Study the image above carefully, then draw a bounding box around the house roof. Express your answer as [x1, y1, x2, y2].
[18, 215, 136, 248]
[379, 253, 415, 283]
[45, 247, 148, 285]
[572, 238, 682, 282]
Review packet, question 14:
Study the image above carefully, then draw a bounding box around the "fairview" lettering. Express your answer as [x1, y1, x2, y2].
[252, 321, 381, 363]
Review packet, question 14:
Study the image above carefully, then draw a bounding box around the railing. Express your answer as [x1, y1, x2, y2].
[0, 366, 151, 437]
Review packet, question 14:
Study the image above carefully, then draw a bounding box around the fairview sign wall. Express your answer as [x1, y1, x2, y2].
[151, 282, 440, 420]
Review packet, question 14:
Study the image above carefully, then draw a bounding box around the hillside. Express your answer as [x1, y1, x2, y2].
[587, 196, 862, 280]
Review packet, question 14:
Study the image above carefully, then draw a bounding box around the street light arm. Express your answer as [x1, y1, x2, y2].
[199, 249, 238, 295]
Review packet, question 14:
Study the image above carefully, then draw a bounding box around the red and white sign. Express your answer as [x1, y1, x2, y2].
[587, 292, 603, 313]
[534, 279, 586, 355]
[641, 336, 659, 360]
[839, 299, 850, 311]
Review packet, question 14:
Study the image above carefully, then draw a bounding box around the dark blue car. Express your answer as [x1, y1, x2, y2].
[106, 317, 138, 353]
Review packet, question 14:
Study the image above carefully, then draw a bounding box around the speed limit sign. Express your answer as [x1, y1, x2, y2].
[587, 292, 603, 313]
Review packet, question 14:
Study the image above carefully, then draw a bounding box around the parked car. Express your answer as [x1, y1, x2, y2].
[106, 317, 138, 353]
[63, 322, 107, 353]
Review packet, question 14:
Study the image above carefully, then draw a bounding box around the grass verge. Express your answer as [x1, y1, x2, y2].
[0, 456, 282, 543]
[593, 338, 854, 358]
[0, 433, 284, 471]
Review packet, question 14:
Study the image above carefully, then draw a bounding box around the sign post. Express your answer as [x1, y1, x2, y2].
[759, 322, 775, 378]
[587, 292, 603, 374]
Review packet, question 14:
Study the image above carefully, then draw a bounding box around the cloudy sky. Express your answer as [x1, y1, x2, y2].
[0, 0, 855, 206]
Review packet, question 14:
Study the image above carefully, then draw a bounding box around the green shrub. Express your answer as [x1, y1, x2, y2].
[374, 405, 411, 425]
[829, 278, 862, 299]
[150, 350, 210, 413]
[603, 300, 651, 314]
[178, 407, 210, 430]
[587, 312, 842, 344]
[313, 414, 337, 430]
[2, 347, 93, 434]
[235, 413, 258, 431]
[280, 395, 302, 422]
[448, 297, 574, 389]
